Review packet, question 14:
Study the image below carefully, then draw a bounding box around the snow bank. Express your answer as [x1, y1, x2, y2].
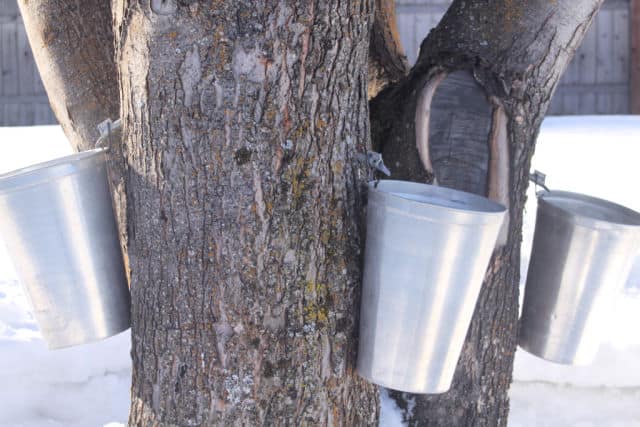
[379, 388, 405, 427]
[509, 382, 640, 427]
[0, 276, 130, 427]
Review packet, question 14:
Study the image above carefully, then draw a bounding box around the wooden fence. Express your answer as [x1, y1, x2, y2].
[0, 0, 635, 126]
[0, 0, 56, 126]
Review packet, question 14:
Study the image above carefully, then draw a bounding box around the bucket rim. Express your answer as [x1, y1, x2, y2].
[356, 368, 452, 394]
[368, 180, 506, 216]
[0, 148, 108, 194]
[537, 190, 640, 230]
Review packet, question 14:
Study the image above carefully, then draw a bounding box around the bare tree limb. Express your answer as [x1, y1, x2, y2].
[17, 0, 119, 151]
[368, 0, 410, 98]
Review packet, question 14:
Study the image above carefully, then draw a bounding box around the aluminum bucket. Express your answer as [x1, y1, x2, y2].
[519, 191, 640, 365]
[0, 148, 130, 349]
[357, 180, 506, 393]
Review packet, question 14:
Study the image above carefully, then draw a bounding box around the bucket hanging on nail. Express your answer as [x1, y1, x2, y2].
[0, 148, 130, 349]
[357, 180, 506, 393]
[519, 191, 640, 365]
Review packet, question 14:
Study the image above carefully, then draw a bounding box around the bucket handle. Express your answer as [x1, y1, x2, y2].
[95, 118, 122, 150]
[358, 151, 391, 188]
[529, 170, 550, 194]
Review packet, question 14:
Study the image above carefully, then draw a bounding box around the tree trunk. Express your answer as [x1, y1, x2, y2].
[114, 1, 377, 425]
[370, 0, 603, 425]
[16, 0, 119, 152]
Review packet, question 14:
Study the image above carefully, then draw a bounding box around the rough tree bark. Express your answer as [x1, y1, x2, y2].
[16, 0, 119, 152]
[369, 1, 604, 425]
[113, 0, 377, 424]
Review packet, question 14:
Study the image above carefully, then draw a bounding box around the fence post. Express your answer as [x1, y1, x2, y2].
[631, 0, 640, 113]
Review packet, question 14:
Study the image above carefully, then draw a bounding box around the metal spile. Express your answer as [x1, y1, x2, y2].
[357, 180, 506, 393]
[519, 191, 640, 365]
[0, 148, 130, 349]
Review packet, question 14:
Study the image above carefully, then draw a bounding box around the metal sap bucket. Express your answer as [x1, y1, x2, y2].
[519, 191, 640, 365]
[0, 148, 130, 349]
[357, 180, 506, 393]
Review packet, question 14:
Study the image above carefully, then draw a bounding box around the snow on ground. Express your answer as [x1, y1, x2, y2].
[0, 127, 131, 427]
[509, 116, 640, 427]
[509, 383, 640, 427]
[1, 118, 640, 426]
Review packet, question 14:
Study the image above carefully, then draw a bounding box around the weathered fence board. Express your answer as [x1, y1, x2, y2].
[0, 4, 57, 127]
[612, 8, 630, 83]
[17, 21, 36, 96]
[396, 12, 414, 63]
[0, 0, 19, 18]
[631, 0, 640, 113]
[1, 19, 18, 97]
[597, 9, 614, 84]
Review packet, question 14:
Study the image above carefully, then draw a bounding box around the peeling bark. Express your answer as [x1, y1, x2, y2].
[114, 1, 377, 425]
[487, 101, 510, 246]
[414, 72, 446, 180]
[370, 1, 604, 425]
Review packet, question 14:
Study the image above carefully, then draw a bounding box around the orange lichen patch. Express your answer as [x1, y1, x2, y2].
[315, 118, 327, 130]
[303, 300, 329, 324]
[501, 0, 524, 33]
[42, 28, 56, 47]
[168, 31, 178, 39]
[264, 108, 277, 124]
[302, 280, 329, 324]
[331, 161, 343, 175]
[292, 120, 310, 139]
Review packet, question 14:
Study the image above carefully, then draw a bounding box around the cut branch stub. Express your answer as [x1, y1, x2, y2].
[428, 70, 492, 196]
[418, 70, 510, 244]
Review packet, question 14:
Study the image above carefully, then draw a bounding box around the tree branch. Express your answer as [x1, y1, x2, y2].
[368, 0, 410, 98]
[17, 0, 119, 151]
